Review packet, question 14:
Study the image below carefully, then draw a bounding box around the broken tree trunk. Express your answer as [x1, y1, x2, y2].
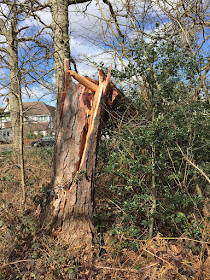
[42, 60, 121, 248]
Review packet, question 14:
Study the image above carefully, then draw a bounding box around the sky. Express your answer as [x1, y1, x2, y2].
[0, 0, 115, 108]
[0, 0, 209, 108]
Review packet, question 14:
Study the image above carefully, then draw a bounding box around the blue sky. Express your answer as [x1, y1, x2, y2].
[0, 0, 209, 109]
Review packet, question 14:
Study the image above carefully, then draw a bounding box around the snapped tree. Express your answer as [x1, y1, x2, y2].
[42, 60, 121, 247]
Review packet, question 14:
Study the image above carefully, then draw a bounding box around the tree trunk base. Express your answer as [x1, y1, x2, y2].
[41, 64, 121, 249]
[41, 178, 95, 249]
[57, 216, 94, 248]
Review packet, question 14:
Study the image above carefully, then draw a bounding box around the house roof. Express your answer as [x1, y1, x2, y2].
[25, 122, 54, 132]
[23, 102, 55, 117]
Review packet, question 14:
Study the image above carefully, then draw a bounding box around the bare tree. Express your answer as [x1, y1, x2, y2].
[0, 1, 21, 150]
[0, 1, 26, 207]
[0, 0, 54, 149]
[0, 0, 54, 208]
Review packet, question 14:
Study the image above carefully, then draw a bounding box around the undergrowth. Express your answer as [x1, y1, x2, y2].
[0, 147, 209, 279]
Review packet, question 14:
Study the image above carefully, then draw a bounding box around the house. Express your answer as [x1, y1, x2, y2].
[22, 101, 56, 136]
[0, 100, 56, 139]
[0, 127, 12, 143]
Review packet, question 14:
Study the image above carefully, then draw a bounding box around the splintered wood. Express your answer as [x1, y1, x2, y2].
[44, 59, 121, 246]
[62, 63, 121, 178]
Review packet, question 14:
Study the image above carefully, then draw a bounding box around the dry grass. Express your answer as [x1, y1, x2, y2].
[0, 147, 209, 279]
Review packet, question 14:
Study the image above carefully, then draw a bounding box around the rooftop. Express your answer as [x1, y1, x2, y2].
[23, 102, 56, 116]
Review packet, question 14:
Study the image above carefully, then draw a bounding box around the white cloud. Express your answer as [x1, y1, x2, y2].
[1, 1, 120, 108]
[21, 85, 56, 106]
[67, 1, 129, 77]
[0, 0, 189, 108]
[35, 7, 52, 26]
[0, 85, 56, 109]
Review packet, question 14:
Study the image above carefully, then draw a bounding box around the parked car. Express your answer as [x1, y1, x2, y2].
[31, 136, 55, 147]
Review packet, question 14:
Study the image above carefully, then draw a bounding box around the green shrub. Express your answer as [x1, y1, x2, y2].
[97, 37, 209, 240]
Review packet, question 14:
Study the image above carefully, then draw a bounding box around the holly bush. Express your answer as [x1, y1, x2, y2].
[97, 37, 209, 240]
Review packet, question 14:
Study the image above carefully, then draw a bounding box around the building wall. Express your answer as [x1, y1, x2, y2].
[33, 130, 47, 136]
[25, 115, 51, 122]
[0, 128, 12, 142]
[0, 102, 55, 138]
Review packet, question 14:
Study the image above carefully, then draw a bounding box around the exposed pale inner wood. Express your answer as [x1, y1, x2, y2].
[69, 69, 111, 171]
[67, 70, 98, 92]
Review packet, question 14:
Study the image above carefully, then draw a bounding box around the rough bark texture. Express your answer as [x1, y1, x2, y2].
[7, 3, 20, 150]
[42, 62, 121, 248]
[49, 0, 95, 91]
[49, 0, 70, 92]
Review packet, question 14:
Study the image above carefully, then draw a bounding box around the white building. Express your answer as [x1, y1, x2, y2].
[0, 100, 56, 137]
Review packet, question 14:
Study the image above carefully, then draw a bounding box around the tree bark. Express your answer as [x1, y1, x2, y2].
[42, 61, 121, 248]
[49, 0, 70, 92]
[7, 2, 20, 150]
[49, 0, 95, 92]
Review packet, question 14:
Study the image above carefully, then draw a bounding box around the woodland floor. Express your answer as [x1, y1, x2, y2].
[0, 146, 209, 280]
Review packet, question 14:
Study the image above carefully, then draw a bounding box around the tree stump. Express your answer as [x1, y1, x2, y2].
[42, 60, 121, 248]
